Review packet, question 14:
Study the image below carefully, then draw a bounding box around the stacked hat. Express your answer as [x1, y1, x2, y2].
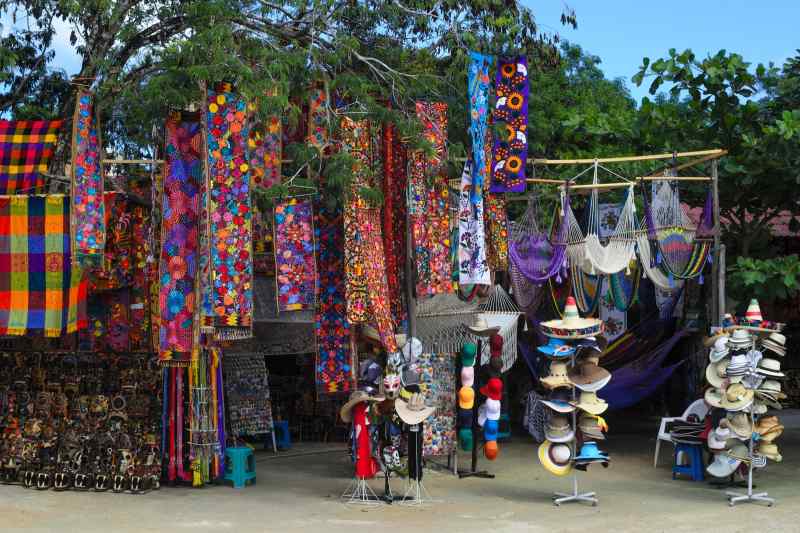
[536, 297, 612, 477]
[761, 333, 786, 357]
[457, 343, 477, 452]
[709, 336, 730, 363]
[743, 299, 763, 325]
[668, 418, 705, 444]
[478, 376, 504, 461]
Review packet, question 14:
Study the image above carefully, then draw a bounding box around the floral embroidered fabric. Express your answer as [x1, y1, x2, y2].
[205, 85, 253, 338]
[307, 83, 329, 152]
[458, 161, 491, 285]
[468, 51, 493, 203]
[491, 56, 529, 193]
[274, 199, 316, 311]
[248, 103, 281, 192]
[71, 90, 105, 264]
[381, 122, 407, 327]
[483, 138, 509, 270]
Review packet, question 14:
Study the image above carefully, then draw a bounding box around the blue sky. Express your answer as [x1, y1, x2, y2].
[527, 0, 800, 102]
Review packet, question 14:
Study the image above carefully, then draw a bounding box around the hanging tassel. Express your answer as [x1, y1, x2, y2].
[668, 272, 674, 288]
[699, 273, 704, 285]
[656, 251, 662, 265]
[707, 252, 713, 265]
[555, 273, 562, 284]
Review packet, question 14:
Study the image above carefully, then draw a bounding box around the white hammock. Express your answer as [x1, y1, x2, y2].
[583, 164, 638, 275]
[477, 285, 522, 373]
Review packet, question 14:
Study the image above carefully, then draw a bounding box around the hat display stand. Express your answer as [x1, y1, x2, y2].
[552, 348, 597, 507]
[457, 338, 495, 480]
[341, 477, 382, 507]
[399, 423, 436, 507]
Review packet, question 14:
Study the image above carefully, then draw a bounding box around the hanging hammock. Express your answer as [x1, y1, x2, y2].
[583, 164, 639, 275]
[635, 221, 684, 292]
[509, 188, 569, 283]
[570, 261, 603, 316]
[608, 258, 641, 312]
[510, 260, 547, 319]
[644, 180, 714, 282]
[477, 285, 523, 373]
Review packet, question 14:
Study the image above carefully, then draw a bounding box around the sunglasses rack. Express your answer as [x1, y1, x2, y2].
[726, 336, 775, 507]
[553, 349, 597, 507]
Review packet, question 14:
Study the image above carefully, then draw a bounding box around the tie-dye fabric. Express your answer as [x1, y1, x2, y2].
[491, 56, 529, 193]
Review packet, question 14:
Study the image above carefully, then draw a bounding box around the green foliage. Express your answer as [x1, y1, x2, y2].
[728, 255, 800, 303]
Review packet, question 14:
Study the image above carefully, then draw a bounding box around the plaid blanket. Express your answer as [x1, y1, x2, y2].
[0, 195, 87, 336]
[0, 120, 63, 193]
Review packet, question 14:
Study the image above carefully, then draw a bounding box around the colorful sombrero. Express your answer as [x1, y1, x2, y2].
[540, 296, 603, 340]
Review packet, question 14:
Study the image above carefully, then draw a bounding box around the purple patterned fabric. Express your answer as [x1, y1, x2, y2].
[490, 57, 529, 193]
[509, 195, 569, 282]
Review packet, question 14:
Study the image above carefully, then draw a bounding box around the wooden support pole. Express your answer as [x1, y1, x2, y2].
[531, 149, 726, 165]
[718, 244, 726, 327]
[636, 176, 712, 182]
[711, 159, 722, 325]
[101, 159, 164, 165]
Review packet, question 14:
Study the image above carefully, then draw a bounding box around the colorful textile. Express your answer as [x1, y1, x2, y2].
[491, 56, 529, 193]
[129, 202, 152, 351]
[90, 192, 132, 290]
[247, 105, 282, 192]
[252, 205, 275, 274]
[359, 207, 398, 353]
[341, 118, 371, 323]
[381, 122, 407, 326]
[205, 85, 253, 338]
[307, 83, 329, 152]
[457, 161, 490, 285]
[415, 102, 447, 172]
[468, 51, 493, 203]
[0, 119, 62, 193]
[274, 199, 316, 311]
[0, 195, 87, 337]
[411, 174, 453, 297]
[71, 90, 105, 264]
[80, 290, 130, 352]
[159, 111, 203, 365]
[483, 137, 509, 270]
[314, 200, 353, 395]
[418, 352, 457, 456]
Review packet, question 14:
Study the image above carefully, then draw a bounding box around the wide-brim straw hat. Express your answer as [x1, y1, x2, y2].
[728, 328, 753, 348]
[704, 387, 724, 408]
[465, 315, 501, 337]
[757, 442, 782, 462]
[707, 428, 729, 451]
[541, 362, 572, 390]
[709, 336, 730, 363]
[572, 391, 609, 415]
[705, 360, 729, 388]
[541, 388, 576, 414]
[545, 416, 575, 444]
[726, 413, 754, 439]
[540, 296, 603, 340]
[538, 440, 573, 476]
[395, 393, 436, 425]
[761, 332, 786, 356]
[340, 390, 385, 423]
[568, 362, 612, 392]
[720, 384, 754, 411]
[756, 358, 784, 378]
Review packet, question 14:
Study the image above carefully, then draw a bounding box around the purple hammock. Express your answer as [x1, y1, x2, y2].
[509, 193, 570, 282]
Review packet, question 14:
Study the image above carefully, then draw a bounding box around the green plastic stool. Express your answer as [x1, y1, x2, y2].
[224, 447, 256, 488]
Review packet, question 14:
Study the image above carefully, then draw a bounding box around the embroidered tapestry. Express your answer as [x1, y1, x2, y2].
[483, 136, 509, 270]
[252, 205, 275, 275]
[468, 51, 492, 203]
[205, 85, 253, 339]
[274, 199, 316, 311]
[307, 83, 329, 152]
[248, 104, 282, 192]
[314, 200, 354, 395]
[418, 352, 457, 457]
[71, 90, 105, 264]
[491, 56, 529, 193]
[415, 102, 447, 172]
[159, 111, 203, 365]
[0, 195, 87, 337]
[381, 122, 407, 327]
[0, 119, 62, 193]
[457, 161, 491, 285]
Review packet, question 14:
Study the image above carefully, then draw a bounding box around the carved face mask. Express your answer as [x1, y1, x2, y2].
[383, 374, 401, 399]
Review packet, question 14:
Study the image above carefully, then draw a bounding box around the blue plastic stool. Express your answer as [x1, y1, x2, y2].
[224, 447, 256, 488]
[273, 420, 291, 450]
[672, 443, 704, 481]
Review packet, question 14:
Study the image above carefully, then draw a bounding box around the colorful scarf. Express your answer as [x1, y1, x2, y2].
[491, 56, 529, 193]
[483, 135, 509, 271]
[71, 90, 105, 264]
[415, 102, 447, 171]
[381, 122, 407, 327]
[468, 52, 493, 203]
[0, 119, 62, 193]
[248, 105, 282, 192]
[159, 111, 203, 365]
[205, 85, 253, 339]
[458, 161, 491, 285]
[274, 199, 316, 311]
[0, 195, 87, 337]
[314, 200, 354, 395]
[307, 83, 329, 152]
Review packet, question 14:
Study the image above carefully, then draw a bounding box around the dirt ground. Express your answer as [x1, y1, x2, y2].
[1, 411, 798, 533]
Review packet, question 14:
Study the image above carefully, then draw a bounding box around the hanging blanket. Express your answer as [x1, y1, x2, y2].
[0, 195, 87, 336]
[457, 160, 490, 285]
[159, 111, 203, 365]
[307, 83, 329, 152]
[252, 205, 275, 274]
[468, 52, 493, 203]
[129, 202, 152, 351]
[273, 199, 316, 311]
[359, 207, 398, 353]
[89, 192, 132, 290]
[491, 56, 529, 193]
[0, 119, 62, 193]
[204, 85, 253, 338]
[248, 105, 282, 192]
[483, 138, 509, 270]
[415, 101, 447, 171]
[70, 90, 105, 264]
[314, 200, 354, 395]
[381, 121, 407, 327]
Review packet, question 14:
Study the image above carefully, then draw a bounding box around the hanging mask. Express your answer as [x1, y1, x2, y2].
[383, 373, 401, 399]
[382, 445, 402, 471]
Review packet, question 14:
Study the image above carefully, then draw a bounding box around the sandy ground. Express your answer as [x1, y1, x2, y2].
[1, 411, 799, 533]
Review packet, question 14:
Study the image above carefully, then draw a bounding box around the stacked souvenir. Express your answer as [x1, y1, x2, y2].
[536, 296, 609, 505]
[703, 300, 787, 505]
[477, 333, 504, 460]
[457, 343, 477, 453]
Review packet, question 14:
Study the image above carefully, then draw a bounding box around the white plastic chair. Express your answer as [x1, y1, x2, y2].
[653, 398, 709, 467]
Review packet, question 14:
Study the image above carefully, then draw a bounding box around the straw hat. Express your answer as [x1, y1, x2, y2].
[578, 414, 607, 440]
[541, 387, 576, 414]
[705, 359, 729, 388]
[756, 358, 784, 378]
[540, 296, 603, 340]
[707, 427, 730, 451]
[744, 299, 763, 323]
[719, 383, 754, 411]
[541, 361, 572, 390]
[362, 325, 408, 350]
[709, 336, 730, 363]
[756, 442, 782, 462]
[395, 393, 436, 425]
[544, 414, 575, 444]
[571, 391, 609, 416]
[465, 315, 500, 337]
[725, 412, 754, 439]
[706, 442, 748, 478]
[728, 328, 753, 348]
[704, 387, 724, 408]
[538, 440, 573, 476]
[756, 416, 784, 442]
[340, 390, 384, 423]
[568, 362, 612, 392]
[761, 332, 786, 356]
